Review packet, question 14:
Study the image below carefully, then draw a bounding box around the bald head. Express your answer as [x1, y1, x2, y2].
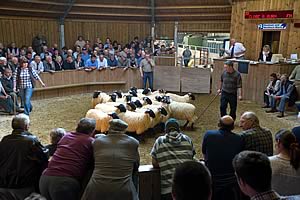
[219, 115, 234, 131]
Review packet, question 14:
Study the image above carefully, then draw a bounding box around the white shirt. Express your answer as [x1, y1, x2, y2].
[98, 58, 108, 68]
[225, 42, 246, 58]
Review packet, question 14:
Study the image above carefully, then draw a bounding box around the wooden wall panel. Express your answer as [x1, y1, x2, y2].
[64, 20, 151, 48]
[231, 0, 300, 60]
[0, 16, 59, 47]
[156, 21, 231, 39]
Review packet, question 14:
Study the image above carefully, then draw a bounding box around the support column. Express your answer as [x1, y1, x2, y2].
[151, 0, 155, 53]
[59, 19, 65, 49]
[174, 21, 178, 66]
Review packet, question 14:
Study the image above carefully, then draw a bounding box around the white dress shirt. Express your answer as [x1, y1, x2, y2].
[225, 42, 246, 58]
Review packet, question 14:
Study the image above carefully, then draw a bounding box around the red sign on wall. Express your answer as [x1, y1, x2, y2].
[245, 10, 293, 19]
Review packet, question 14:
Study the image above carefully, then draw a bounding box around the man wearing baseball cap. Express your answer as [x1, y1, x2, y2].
[150, 118, 196, 200]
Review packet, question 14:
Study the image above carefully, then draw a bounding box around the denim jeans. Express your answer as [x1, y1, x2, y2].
[220, 91, 237, 120]
[143, 72, 153, 90]
[270, 95, 288, 112]
[19, 88, 34, 115]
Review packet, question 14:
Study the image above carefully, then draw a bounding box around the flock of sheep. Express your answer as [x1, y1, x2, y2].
[86, 87, 198, 136]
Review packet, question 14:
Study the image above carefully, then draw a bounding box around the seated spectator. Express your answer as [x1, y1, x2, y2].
[262, 73, 280, 108]
[0, 42, 6, 57]
[45, 128, 66, 157]
[40, 46, 52, 61]
[85, 55, 98, 71]
[40, 118, 95, 200]
[74, 54, 84, 69]
[291, 126, 300, 145]
[75, 36, 86, 49]
[202, 115, 244, 200]
[258, 45, 273, 62]
[26, 51, 33, 63]
[0, 56, 8, 75]
[151, 118, 195, 200]
[62, 55, 76, 70]
[118, 51, 130, 68]
[49, 43, 58, 55]
[0, 81, 15, 114]
[233, 151, 287, 200]
[27, 46, 36, 59]
[0, 114, 48, 199]
[269, 129, 300, 195]
[8, 56, 19, 73]
[82, 119, 139, 200]
[98, 54, 107, 70]
[107, 53, 118, 68]
[172, 161, 212, 200]
[1, 68, 21, 112]
[129, 53, 138, 68]
[61, 46, 68, 61]
[54, 56, 63, 71]
[52, 48, 63, 63]
[266, 74, 297, 118]
[239, 111, 273, 156]
[43, 56, 56, 73]
[30, 55, 44, 74]
[73, 45, 81, 59]
[65, 49, 75, 61]
[7, 42, 19, 57]
[81, 47, 90, 64]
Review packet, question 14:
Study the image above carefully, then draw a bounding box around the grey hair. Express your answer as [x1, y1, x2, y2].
[12, 114, 30, 130]
[50, 128, 66, 144]
[242, 111, 259, 126]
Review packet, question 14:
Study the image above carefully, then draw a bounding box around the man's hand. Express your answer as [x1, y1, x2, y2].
[41, 83, 46, 87]
[238, 95, 242, 101]
[217, 89, 221, 95]
[141, 73, 144, 78]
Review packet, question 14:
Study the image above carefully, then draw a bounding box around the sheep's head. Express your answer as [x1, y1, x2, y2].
[145, 109, 156, 118]
[161, 96, 171, 104]
[134, 100, 143, 108]
[158, 107, 168, 116]
[125, 95, 133, 102]
[93, 91, 101, 98]
[188, 93, 196, 100]
[158, 89, 166, 94]
[143, 97, 152, 105]
[110, 93, 117, 102]
[142, 88, 151, 95]
[129, 90, 138, 97]
[108, 112, 119, 119]
[115, 104, 126, 113]
[130, 86, 137, 93]
[127, 102, 137, 111]
[155, 96, 162, 102]
[114, 91, 122, 98]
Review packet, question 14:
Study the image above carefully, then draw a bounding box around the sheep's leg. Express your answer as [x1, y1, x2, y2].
[183, 120, 189, 129]
[191, 123, 194, 130]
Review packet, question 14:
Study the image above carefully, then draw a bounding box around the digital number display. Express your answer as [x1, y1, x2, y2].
[245, 10, 293, 19]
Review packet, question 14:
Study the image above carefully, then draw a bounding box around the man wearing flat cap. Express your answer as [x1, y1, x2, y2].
[202, 115, 244, 200]
[82, 119, 140, 200]
[151, 118, 195, 200]
[217, 60, 242, 121]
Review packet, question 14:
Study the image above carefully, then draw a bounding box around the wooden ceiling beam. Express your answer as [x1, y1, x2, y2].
[156, 5, 232, 9]
[10, 0, 150, 9]
[0, 6, 64, 14]
[68, 12, 151, 17]
[157, 13, 231, 17]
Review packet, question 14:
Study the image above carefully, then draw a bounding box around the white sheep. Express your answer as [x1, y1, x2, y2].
[167, 101, 198, 129]
[118, 109, 156, 135]
[85, 109, 118, 133]
[165, 92, 195, 103]
[91, 91, 117, 108]
[95, 103, 127, 113]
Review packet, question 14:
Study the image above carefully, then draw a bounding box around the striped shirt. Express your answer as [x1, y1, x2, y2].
[150, 132, 195, 195]
[14, 67, 41, 89]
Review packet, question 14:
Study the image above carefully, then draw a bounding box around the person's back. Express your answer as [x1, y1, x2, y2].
[269, 155, 300, 195]
[203, 129, 244, 175]
[40, 118, 95, 200]
[151, 118, 195, 199]
[0, 114, 48, 199]
[82, 119, 139, 200]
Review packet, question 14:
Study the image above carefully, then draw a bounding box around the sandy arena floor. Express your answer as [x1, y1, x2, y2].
[0, 93, 299, 165]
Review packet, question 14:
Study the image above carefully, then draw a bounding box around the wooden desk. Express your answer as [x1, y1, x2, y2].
[212, 59, 297, 104]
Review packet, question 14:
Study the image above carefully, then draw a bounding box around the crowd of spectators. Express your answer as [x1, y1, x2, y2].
[0, 111, 300, 200]
[0, 36, 167, 115]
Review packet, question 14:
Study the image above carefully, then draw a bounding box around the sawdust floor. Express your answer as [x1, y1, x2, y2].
[0, 93, 299, 165]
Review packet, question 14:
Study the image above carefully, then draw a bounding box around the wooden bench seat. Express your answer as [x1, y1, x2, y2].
[35, 81, 127, 91]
